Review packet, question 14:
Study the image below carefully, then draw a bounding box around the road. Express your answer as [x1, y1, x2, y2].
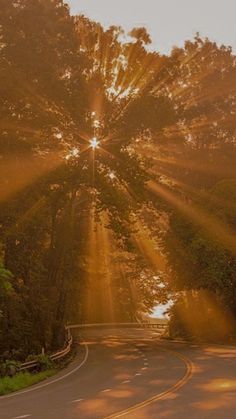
[1, 328, 236, 418]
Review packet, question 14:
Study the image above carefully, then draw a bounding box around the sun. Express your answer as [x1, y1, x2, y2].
[90, 137, 100, 150]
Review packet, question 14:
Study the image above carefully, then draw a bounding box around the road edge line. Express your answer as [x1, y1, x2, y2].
[0, 342, 89, 400]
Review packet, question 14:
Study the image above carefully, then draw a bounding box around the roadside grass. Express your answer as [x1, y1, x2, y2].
[0, 369, 56, 395]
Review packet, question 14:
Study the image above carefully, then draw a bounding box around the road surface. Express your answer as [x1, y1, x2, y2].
[1, 328, 236, 418]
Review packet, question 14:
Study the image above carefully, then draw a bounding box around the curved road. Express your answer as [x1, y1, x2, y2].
[1, 328, 236, 418]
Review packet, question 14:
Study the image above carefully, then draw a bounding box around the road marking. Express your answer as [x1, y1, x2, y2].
[101, 389, 112, 392]
[69, 399, 84, 403]
[135, 373, 142, 376]
[12, 415, 32, 419]
[0, 343, 89, 400]
[141, 367, 148, 370]
[104, 345, 194, 419]
[121, 380, 131, 384]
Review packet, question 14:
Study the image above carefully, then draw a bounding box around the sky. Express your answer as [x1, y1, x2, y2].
[67, 0, 236, 54]
[152, 302, 171, 319]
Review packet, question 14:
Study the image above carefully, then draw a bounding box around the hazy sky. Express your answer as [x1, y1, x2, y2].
[67, 0, 235, 54]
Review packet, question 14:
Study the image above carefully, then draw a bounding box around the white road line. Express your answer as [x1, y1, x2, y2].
[104, 344, 194, 419]
[135, 373, 142, 376]
[1, 343, 89, 400]
[12, 415, 32, 419]
[101, 389, 112, 393]
[141, 367, 148, 370]
[121, 380, 131, 384]
[69, 399, 84, 403]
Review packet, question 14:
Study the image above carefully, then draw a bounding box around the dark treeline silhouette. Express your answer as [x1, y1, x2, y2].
[0, 0, 236, 357]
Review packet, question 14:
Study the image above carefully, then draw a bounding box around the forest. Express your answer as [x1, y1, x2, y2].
[0, 0, 236, 358]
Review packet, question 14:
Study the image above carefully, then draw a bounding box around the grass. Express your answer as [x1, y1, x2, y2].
[0, 369, 56, 395]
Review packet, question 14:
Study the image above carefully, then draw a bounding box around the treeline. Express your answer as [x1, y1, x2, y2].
[140, 37, 236, 341]
[0, 0, 236, 357]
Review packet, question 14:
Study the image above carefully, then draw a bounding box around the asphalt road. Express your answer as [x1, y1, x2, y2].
[1, 328, 236, 419]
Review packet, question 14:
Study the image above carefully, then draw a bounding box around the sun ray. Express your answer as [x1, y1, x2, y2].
[148, 180, 236, 256]
[5, 198, 46, 235]
[83, 209, 117, 323]
[0, 153, 62, 202]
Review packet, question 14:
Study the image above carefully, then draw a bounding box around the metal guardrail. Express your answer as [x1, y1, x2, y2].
[66, 322, 168, 330]
[50, 336, 73, 361]
[19, 333, 73, 372]
[19, 322, 167, 372]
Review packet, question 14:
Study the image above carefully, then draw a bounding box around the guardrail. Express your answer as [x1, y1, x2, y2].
[19, 322, 167, 372]
[19, 331, 73, 372]
[66, 322, 168, 330]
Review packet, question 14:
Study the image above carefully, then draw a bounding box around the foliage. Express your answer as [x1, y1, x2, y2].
[0, 359, 20, 377]
[0, 369, 56, 395]
[33, 354, 54, 371]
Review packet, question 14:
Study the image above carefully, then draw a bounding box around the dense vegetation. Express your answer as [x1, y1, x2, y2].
[0, 0, 236, 356]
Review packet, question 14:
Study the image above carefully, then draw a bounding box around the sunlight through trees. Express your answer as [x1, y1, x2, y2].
[0, 0, 236, 356]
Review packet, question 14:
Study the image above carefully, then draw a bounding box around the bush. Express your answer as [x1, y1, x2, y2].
[0, 360, 20, 377]
[35, 354, 53, 371]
